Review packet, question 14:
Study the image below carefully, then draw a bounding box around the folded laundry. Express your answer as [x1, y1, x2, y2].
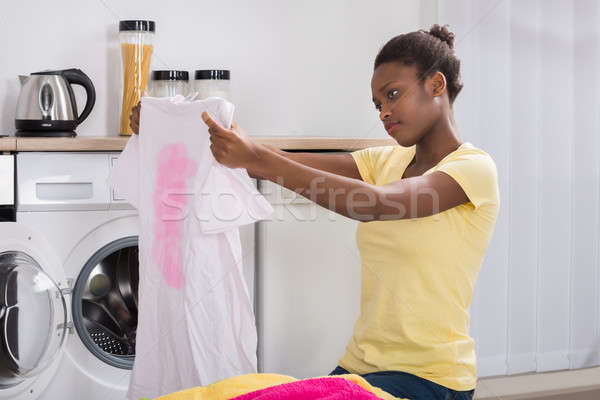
[151, 372, 406, 400]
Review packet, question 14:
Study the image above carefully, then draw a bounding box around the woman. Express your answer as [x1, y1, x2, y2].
[131, 24, 499, 400]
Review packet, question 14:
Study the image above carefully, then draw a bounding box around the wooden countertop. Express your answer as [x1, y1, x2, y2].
[0, 137, 16, 152]
[0, 136, 396, 152]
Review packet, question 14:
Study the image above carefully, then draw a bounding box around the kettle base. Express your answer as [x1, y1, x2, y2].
[16, 131, 76, 138]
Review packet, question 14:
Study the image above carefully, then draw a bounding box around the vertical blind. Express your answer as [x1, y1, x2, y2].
[438, 0, 600, 377]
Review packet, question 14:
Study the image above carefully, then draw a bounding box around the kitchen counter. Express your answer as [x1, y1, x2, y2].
[0, 137, 16, 152]
[0, 136, 397, 152]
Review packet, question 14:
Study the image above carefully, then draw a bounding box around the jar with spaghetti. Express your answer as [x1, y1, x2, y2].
[119, 20, 155, 136]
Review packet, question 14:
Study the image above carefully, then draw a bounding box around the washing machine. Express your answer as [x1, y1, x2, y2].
[0, 151, 257, 400]
[0, 151, 138, 399]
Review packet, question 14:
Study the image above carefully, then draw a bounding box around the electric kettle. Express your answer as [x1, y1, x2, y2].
[15, 68, 96, 137]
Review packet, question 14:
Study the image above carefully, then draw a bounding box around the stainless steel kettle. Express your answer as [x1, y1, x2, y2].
[15, 68, 96, 137]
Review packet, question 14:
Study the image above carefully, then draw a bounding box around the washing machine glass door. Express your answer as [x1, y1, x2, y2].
[0, 251, 67, 387]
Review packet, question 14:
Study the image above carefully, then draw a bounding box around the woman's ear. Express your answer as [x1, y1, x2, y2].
[430, 71, 447, 97]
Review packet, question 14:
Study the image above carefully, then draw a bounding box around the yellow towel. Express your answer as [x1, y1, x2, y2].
[153, 373, 407, 400]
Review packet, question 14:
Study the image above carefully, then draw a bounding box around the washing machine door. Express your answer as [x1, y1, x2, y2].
[0, 222, 68, 389]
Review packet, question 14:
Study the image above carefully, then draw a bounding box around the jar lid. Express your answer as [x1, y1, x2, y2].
[151, 70, 189, 81]
[194, 70, 230, 80]
[119, 20, 155, 32]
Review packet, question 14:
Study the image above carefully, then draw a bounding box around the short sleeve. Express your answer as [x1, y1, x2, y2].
[350, 146, 397, 185]
[194, 163, 274, 234]
[436, 151, 499, 209]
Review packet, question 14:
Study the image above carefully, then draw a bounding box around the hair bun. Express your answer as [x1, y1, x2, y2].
[428, 24, 455, 50]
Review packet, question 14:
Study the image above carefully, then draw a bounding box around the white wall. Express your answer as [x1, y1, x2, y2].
[0, 0, 437, 137]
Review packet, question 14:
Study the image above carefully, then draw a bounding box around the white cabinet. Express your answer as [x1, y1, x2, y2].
[256, 179, 361, 378]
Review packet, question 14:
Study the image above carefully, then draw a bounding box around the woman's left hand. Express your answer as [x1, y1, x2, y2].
[201, 111, 263, 170]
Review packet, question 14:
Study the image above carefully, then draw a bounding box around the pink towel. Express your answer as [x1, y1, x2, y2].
[229, 377, 384, 400]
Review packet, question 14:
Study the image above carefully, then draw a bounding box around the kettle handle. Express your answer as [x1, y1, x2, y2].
[61, 69, 96, 125]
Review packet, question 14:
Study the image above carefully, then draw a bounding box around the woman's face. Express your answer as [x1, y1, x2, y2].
[371, 61, 440, 147]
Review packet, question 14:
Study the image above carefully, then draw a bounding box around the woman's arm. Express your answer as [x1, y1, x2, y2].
[203, 112, 469, 222]
[249, 145, 363, 180]
[249, 146, 468, 221]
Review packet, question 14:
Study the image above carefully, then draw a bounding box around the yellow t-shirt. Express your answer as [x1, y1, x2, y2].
[339, 142, 499, 391]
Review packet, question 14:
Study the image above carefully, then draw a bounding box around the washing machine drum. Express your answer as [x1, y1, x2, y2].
[0, 251, 67, 387]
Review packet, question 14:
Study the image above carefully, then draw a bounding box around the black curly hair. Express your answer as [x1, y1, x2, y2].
[374, 24, 464, 104]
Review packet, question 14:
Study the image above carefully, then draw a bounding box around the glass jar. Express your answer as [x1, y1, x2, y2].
[148, 70, 189, 97]
[193, 70, 231, 101]
[119, 20, 155, 136]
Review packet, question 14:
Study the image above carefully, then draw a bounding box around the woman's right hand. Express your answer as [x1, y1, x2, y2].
[129, 102, 141, 135]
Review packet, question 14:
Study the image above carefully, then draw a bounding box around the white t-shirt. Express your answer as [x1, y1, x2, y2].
[108, 96, 273, 400]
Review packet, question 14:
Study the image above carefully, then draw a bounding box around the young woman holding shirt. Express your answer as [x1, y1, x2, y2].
[131, 24, 499, 400]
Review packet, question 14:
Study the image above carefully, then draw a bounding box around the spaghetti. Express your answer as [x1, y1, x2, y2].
[120, 43, 153, 135]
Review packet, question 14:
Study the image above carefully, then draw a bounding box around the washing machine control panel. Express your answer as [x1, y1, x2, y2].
[16, 152, 135, 211]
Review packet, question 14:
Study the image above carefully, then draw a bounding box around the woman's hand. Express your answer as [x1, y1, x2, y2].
[201, 111, 264, 170]
[129, 102, 141, 135]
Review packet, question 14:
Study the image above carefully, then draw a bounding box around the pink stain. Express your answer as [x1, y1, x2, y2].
[152, 143, 197, 289]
